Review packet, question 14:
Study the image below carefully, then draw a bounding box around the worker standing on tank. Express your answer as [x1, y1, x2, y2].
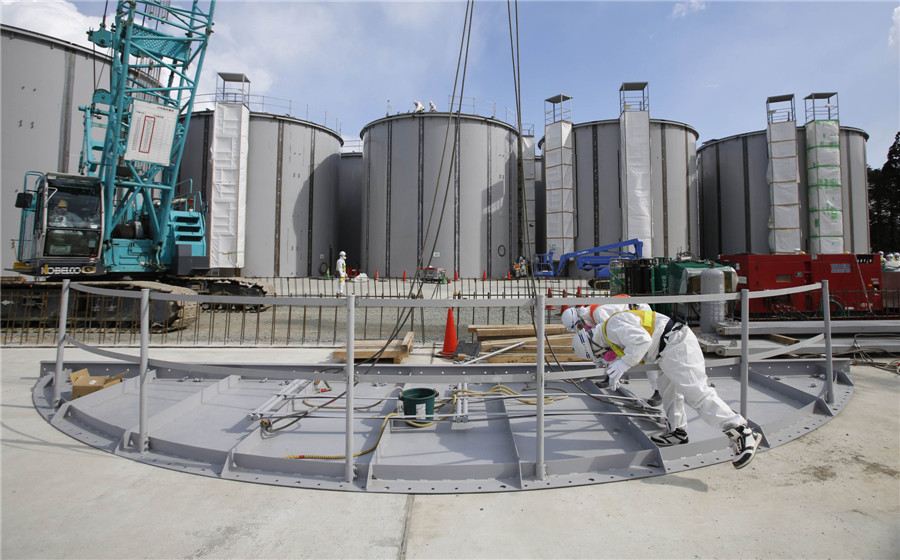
[571, 305, 762, 469]
[336, 251, 348, 295]
[561, 302, 662, 407]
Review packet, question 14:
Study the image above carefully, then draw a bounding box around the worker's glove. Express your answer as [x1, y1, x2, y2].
[606, 359, 630, 391]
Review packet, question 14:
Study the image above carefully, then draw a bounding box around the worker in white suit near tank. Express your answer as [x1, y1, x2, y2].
[561, 302, 662, 407]
[571, 305, 762, 469]
[336, 251, 348, 295]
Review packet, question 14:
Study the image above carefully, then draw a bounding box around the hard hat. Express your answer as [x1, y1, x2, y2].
[572, 328, 601, 361]
[561, 307, 582, 332]
[57, 199, 68, 209]
[339, 251, 346, 258]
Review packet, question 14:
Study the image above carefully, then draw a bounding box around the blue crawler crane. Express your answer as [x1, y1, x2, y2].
[13, 1, 215, 280]
[3, 2, 240, 327]
[533, 239, 644, 288]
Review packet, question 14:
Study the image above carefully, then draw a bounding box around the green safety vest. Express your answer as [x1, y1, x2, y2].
[602, 310, 657, 357]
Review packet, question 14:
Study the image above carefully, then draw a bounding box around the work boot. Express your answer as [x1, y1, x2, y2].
[725, 425, 762, 469]
[650, 427, 688, 446]
[646, 390, 662, 408]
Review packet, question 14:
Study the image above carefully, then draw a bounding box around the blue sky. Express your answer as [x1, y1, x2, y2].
[3, 0, 898, 166]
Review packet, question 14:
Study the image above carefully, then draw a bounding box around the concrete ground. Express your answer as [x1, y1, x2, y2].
[2, 346, 898, 559]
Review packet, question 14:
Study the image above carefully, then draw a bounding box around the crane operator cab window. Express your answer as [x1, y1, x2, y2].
[43, 179, 102, 258]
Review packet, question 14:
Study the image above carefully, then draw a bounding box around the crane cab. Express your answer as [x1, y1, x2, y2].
[14, 172, 105, 278]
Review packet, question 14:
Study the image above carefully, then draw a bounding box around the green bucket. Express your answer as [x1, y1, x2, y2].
[399, 388, 439, 422]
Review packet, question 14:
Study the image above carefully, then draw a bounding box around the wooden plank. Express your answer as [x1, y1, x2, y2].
[480, 341, 574, 353]
[401, 331, 415, 352]
[468, 324, 569, 339]
[765, 333, 800, 345]
[485, 352, 585, 364]
[333, 332, 414, 363]
[479, 333, 572, 352]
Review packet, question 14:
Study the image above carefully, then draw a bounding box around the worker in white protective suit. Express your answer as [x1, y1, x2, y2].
[336, 251, 348, 295]
[571, 305, 762, 469]
[561, 302, 662, 407]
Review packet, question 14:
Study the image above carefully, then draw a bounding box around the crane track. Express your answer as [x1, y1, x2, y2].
[0, 278, 273, 332]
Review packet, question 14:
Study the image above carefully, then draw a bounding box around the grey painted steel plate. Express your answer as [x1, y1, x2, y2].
[33, 359, 852, 493]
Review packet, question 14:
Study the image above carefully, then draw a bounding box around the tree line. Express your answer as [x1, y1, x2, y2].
[868, 132, 900, 253]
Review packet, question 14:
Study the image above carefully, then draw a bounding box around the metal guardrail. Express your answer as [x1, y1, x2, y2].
[47, 280, 837, 483]
[194, 93, 342, 135]
[2, 277, 592, 347]
[4, 279, 894, 348]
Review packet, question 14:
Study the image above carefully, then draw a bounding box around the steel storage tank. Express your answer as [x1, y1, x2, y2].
[360, 113, 520, 278]
[1, 25, 117, 275]
[337, 151, 364, 263]
[181, 111, 342, 277]
[570, 119, 700, 267]
[697, 126, 868, 258]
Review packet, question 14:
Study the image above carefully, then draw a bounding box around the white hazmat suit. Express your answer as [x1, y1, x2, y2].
[562, 303, 660, 402]
[579, 306, 762, 468]
[337, 251, 347, 295]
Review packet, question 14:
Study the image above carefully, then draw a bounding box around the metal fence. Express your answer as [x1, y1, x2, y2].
[1, 278, 587, 347]
[3, 277, 895, 348]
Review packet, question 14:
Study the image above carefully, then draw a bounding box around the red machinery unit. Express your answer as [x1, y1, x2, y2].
[719, 253, 882, 316]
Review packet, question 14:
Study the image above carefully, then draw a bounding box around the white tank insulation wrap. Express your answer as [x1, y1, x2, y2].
[766, 121, 802, 254]
[209, 103, 249, 269]
[805, 120, 843, 254]
[619, 111, 652, 256]
[522, 134, 537, 258]
[544, 121, 575, 255]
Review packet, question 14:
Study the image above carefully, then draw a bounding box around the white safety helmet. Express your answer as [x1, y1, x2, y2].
[339, 251, 346, 258]
[561, 307, 582, 332]
[572, 328, 602, 361]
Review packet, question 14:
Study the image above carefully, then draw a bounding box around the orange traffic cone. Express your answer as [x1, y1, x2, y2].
[454, 270, 459, 281]
[482, 270, 487, 281]
[403, 270, 407, 282]
[507, 269, 511, 280]
[576, 285, 582, 297]
[436, 308, 458, 358]
[375, 269, 379, 280]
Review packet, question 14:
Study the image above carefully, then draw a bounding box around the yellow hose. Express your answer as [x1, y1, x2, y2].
[302, 385, 401, 410]
[284, 413, 399, 460]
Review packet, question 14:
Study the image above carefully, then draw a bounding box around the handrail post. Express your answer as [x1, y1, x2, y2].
[138, 288, 150, 453]
[535, 293, 546, 481]
[345, 294, 356, 483]
[740, 289, 750, 419]
[53, 279, 71, 406]
[823, 280, 834, 404]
